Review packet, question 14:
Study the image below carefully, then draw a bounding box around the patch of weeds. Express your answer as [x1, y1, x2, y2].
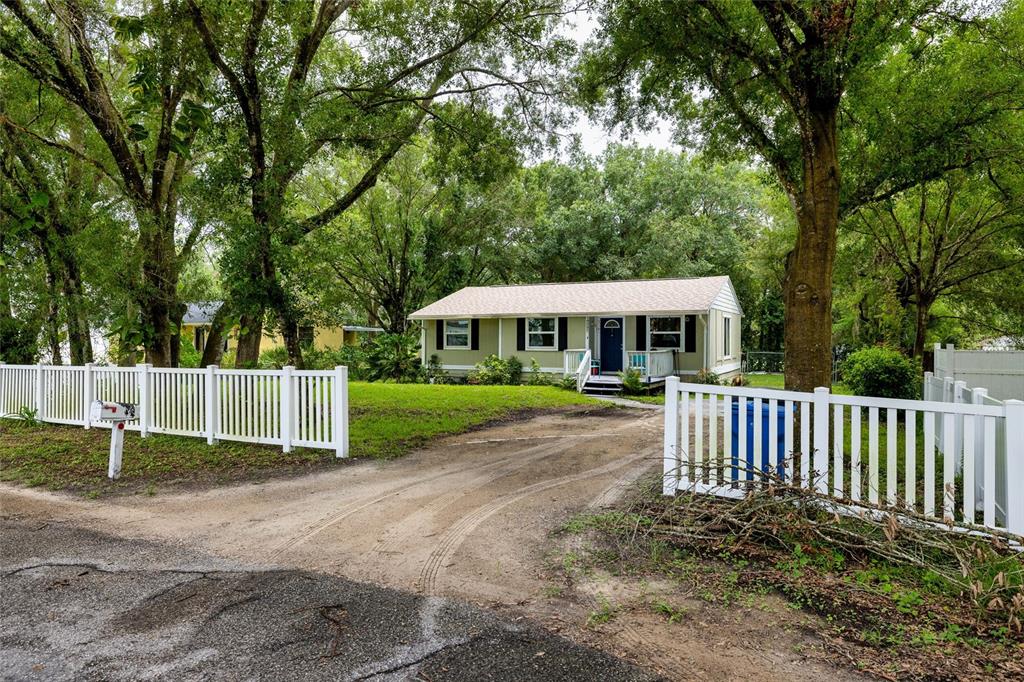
[541, 585, 564, 599]
[586, 595, 617, 628]
[651, 600, 687, 624]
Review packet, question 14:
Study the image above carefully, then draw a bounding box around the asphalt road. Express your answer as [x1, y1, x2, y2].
[0, 518, 659, 682]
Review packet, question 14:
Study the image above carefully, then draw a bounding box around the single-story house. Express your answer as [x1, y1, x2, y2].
[182, 301, 382, 355]
[409, 276, 743, 390]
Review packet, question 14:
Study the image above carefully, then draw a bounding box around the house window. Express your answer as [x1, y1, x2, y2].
[722, 317, 732, 357]
[299, 325, 315, 348]
[649, 316, 682, 350]
[444, 319, 470, 349]
[527, 317, 557, 349]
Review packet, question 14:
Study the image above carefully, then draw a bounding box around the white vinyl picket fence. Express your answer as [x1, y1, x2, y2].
[662, 376, 1024, 537]
[0, 363, 349, 456]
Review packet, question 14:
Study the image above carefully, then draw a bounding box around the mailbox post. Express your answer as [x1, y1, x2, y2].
[89, 401, 137, 479]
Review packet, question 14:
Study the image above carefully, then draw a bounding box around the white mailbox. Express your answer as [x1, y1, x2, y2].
[90, 400, 137, 480]
[90, 400, 137, 423]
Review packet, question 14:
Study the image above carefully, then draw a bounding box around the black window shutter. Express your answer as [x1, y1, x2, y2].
[636, 315, 647, 351]
[435, 319, 444, 350]
[471, 319, 480, 350]
[516, 318, 526, 351]
[685, 315, 696, 353]
[557, 317, 568, 351]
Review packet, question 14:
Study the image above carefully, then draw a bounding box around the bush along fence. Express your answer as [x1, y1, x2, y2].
[0, 363, 349, 457]
[662, 376, 1024, 537]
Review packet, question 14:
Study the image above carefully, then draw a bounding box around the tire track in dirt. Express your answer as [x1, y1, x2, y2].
[417, 444, 660, 596]
[360, 416, 658, 567]
[265, 430, 633, 562]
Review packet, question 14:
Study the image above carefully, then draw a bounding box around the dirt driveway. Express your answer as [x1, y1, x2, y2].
[1, 407, 856, 681]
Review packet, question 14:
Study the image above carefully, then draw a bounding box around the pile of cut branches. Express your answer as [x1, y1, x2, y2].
[610, 475, 1023, 641]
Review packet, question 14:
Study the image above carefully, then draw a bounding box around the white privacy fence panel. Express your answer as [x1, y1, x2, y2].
[40, 366, 87, 425]
[933, 343, 1024, 400]
[150, 367, 207, 437]
[663, 377, 1024, 537]
[215, 369, 282, 445]
[0, 363, 348, 457]
[0, 364, 37, 418]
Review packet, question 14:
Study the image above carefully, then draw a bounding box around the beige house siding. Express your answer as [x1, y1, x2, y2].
[423, 309, 740, 379]
[428, 317, 586, 373]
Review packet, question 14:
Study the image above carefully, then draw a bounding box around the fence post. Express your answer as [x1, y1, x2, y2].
[663, 376, 680, 495]
[923, 371, 932, 401]
[137, 363, 150, 437]
[972, 387, 987, 519]
[83, 362, 94, 429]
[1005, 400, 1024, 536]
[812, 386, 830, 494]
[953, 380, 967, 474]
[35, 362, 44, 421]
[333, 365, 349, 458]
[281, 365, 294, 453]
[205, 365, 218, 445]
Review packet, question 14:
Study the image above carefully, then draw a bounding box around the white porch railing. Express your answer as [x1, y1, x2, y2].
[0, 363, 349, 456]
[563, 349, 589, 375]
[574, 349, 592, 392]
[628, 350, 674, 378]
[662, 377, 1024, 537]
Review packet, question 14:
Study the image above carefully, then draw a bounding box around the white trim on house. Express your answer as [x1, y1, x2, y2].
[722, 316, 733, 359]
[420, 324, 426, 365]
[498, 318, 503, 357]
[525, 316, 558, 351]
[443, 319, 471, 350]
[711, 278, 744, 316]
[716, 360, 741, 375]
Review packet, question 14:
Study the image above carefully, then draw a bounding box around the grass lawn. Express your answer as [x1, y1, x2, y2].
[0, 382, 602, 496]
[746, 372, 851, 395]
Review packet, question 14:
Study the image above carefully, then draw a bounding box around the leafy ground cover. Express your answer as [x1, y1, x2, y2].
[557, 477, 1024, 680]
[0, 383, 601, 496]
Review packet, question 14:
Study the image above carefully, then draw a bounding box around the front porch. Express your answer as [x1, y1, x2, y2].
[563, 348, 676, 395]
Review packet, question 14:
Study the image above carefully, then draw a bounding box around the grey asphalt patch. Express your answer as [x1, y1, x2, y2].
[0, 519, 660, 681]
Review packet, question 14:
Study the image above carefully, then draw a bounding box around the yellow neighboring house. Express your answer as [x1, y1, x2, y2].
[181, 301, 382, 355]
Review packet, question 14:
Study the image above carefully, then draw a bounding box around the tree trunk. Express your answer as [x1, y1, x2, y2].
[200, 303, 230, 367]
[783, 113, 840, 392]
[61, 267, 92, 364]
[278, 307, 305, 369]
[911, 297, 933, 360]
[168, 302, 186, 368]
[234, 312, 263, 368]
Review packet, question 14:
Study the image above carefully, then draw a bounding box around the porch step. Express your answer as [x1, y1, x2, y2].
[581, 375, 623, 395]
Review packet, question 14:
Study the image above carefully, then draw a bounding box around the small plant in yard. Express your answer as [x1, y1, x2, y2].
[693, 368, 721, 385]
[557, 374, 578, 391]
[652, 599, 687, 623]
[527, 358, 551, 385]
[468, 355, 523, 385]
[425, 354, 449, 384]
[842, 346, 918, 400]
[586, 595, 618, 628]
[9, 407, 40, 425]
[618, 366, 644, 395]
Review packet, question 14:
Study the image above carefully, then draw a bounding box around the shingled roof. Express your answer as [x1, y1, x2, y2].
[409, 276, 735, 319]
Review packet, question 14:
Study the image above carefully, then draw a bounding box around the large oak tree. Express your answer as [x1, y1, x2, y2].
[580, 0, 1022, 390]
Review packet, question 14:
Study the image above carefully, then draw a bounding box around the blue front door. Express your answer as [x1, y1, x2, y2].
[599, 318, 623, 373]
